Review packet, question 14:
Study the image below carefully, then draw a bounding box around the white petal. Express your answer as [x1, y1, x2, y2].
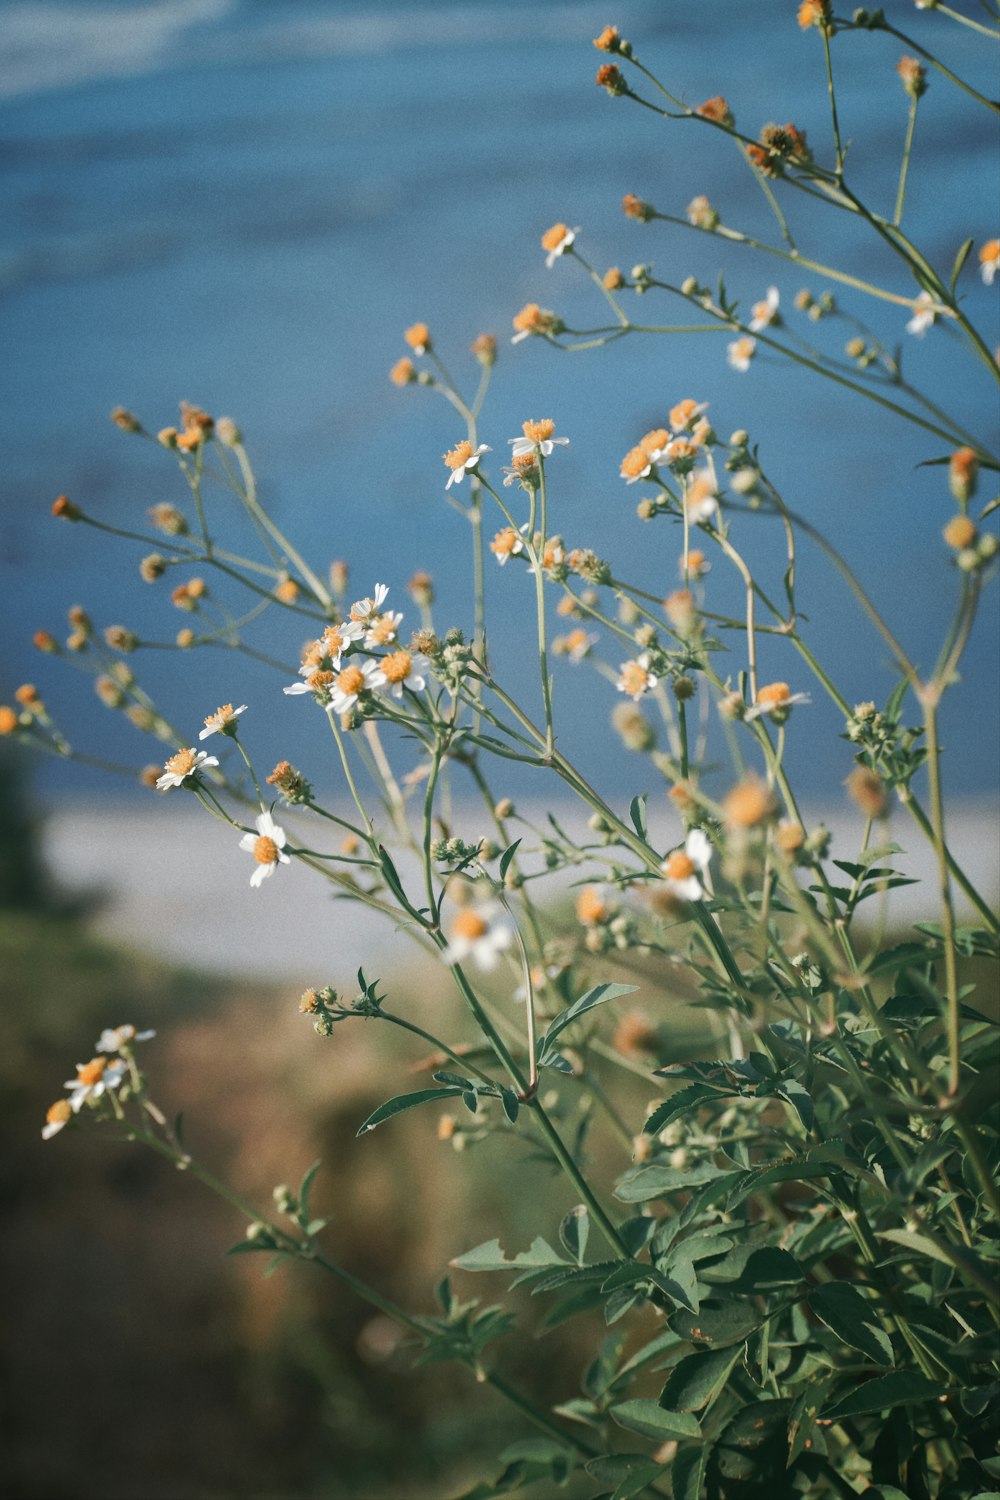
[238, 833, 257, 852]
[686, 828, 713, 871]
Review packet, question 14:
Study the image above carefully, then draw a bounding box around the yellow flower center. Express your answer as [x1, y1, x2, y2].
[77, 1058, 106, 1086]
[620, 446, 650, 479]
[980, 239, 1000, 265]
[522, 418, 555, 443]
[47, 1099, 73, 1125]
[541, 224, 569, 253]
[640, 428, 669, 456]
[336, 666, 365, 697]
[512, 303, 549, 334]
[512, 452, 538, 473]
[669, 399, 701, 430]
[620, 662, 650, 696]
[204, 703, 236, 731]
[723, 779, 774, 828]
[404, 322, 430, 351]
[444, 439, 474, 470]
[164, 748, 197, 778]
[451, 909, 489, 941]
[382, 650, 412, 684]
[367, 617, 396, 645]
[490, 528, 519, 557]
[576, 887, 608, 925]
[253, 835, 278, 866]
[665, 851, 696, 881]
[566, 628, 589, 652]
[757, 682, 791, 707]
[306, 669, 335, 691]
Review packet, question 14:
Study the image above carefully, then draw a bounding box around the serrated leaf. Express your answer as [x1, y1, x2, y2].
[776, 1079, 814, 1132]
[451, 1236, 568, 1273]
[629, 793, 648, 840]
[499, 839, 522, 881]
[809, 1283, 894, 1366]
[643, 1084, 728, 1136]
[356, 1086, 465, 1135]
[608, 1398, 701, 1442]
[660, 1346, 741, 1413]
[540, 982, 638, 1052]
[821, 1371, 947, 1421]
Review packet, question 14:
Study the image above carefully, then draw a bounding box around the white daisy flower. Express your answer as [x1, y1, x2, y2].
[96, 1024, 156, 1053]
[564, 628, 599, 662]
[661, 827, 713, 901]
[238, 810, 291, 888]
[329, 657, 382, 716]
[442, 906, 514, 972]
[42, 1099, 73, 1140]
[64, 1056, 127, 1113]
[509, 418, 570, 458]
[199, 703, 247, 740]
[156, 747, 219, 790]
[727, 336, 757, 372]
[978, 239, 999, 286]
[617, 653, 658, 700]
[685, 473, 720, 525]
[749, 286, 780, 332]
[364, 611, 405, 649]
[490, 524, 529, 565]
[906, 291, 941, 337]
[744, 681, 811, 721]
[349, 584, 390, 624]
[541, 222, 579, 268]
[284, 622, 366, 698]
[369, 650, 430, 700]
[443, 440, 491, 489]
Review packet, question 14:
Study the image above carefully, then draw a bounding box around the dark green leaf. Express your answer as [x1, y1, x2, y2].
[700, 1244, 803, 1292]
[356, 1086, 464, 1136]
[559, 1205, 589, 1265]
[643, 1085, 728, 1137]
[671, 1444, 709, 1500]
[950, 236, 974, 292]
[669, 1300, 762, 1348]
[500, 1088, 520, 1124]
[809, 1283, 894, 1366]
[629, 794, 648, 840]
[822, 1371, 947, 1421]
[608, 1398, 701, 1442]
[585, 1456, 662, 1500]
[498, 839, 522, 881]
[297, 1158, 322, 1219]
[660, 1346, 741, 1413]
[540, 982, 638, 1051]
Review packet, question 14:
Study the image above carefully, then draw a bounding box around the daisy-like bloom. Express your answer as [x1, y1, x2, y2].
[745, 681, 811, 721]
[749, 287, 780, 332]
[156, 746, 219, 790]
[390, 357, 417, 387]
[669, 399, 708, 432]
[686, 194, 718, 230]
[509, 418, 569, 458]
[502, 451, 540, 488]
[541, 222, 578, 268]
[370, 650, 430, 700]
[723, 777, 776, 829]
[620, 445, 655, 484]
[617, 652, 658, 700]
[511, 303, 558, 343]
[490, 525, 528, 564]
[199, 703, 248, 741]
[349, 584, 390, 624]
[96, 1023, 156, 1052]
[404, 322, 431, 354]
[979, 239, 999, 287]
[685, 472, 720, 524]
[906, 291, 941, 337]
[441, 906, 513, 971]
[661, 828, 713, 901]
[576, 885, 610, 926]
[329, 658, 382, 716]
[798, 0, 831, 28]
[364, 610, 404, 648]
[680, 548, 710, 578]
[443, 439, 491, 488]
[64, 1055, 126, 1113]
[238, 810, 291, 888]
[42, 1099, 73, 1140]
[554, 627, 598, 661]
[728, 336, 757, 372]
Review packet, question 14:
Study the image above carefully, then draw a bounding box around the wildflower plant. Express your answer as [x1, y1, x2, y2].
[10, 11, 1000, 1498]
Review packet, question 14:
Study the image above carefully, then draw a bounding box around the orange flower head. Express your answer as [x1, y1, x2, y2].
[664, 851, 695, 881]
[444, 439, 475, 471]
[381, 650, 413, 685]
[776, 821, 805, 854]
[664, 589, 697, 632]
[512, 303, 555, 336]
[522, 418, 555, 444]
[593, 25, 621, 51]
[596, 63, 625, 94]
[404, 322, 430, 353]
[943, 515, 976, 551]
[336, 665, 365, 697]
[798, 0, 831, 29]
[51, 494, 81, 521]
[541, 223, 570, 254]
[670, 398, 705, 431]
[756, 682, 791, 709]
[846, 766, 887, 817]
[622, 193, 652, 221]
[576, 886, 609, 926]
[620, 445, 651, 480]
[0, 706, 18, 735]
[896, 54, 927, 98]
[390, 357, 416, 386]
[47, 1099, 73, 1127]
[640, 428, 669, 457]
[696, 96, 732, 126]
[603, 266, 624, 290]
[450, 909, 489, 942]
[471, 333, 496, 365]
[723, 777, 776, 828]
[949, 447, 979, 503]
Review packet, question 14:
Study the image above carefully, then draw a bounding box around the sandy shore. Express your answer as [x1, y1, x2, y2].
[41, 799, 998, 984]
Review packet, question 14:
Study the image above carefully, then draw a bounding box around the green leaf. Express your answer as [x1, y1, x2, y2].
[671, 1444, 709, 1500]
[700, 1244, 803, 1292]
[809, 1283, 894, 1366]
[787, 1373, 834, 1466]
[643, 1085, 728, 1137]
[297, 1157, 322, 1219]
[776, 1079, 814, 1132]
[451, 1236, 568, 1273]
[660, 1346, 741, 1413]
[498, 839, 522, 881]
[669, 1301, 762, 1348]
[875, 1228, 957, 1268]
[500, 1088, 520, 1124]
[608, 1398, 701, 1443]
[559, 1205, 589, 1265]
[585, 1456, 662, 1500]
[540, 982, 638, 1052]
[950, 236, 974, 293]
[356, 1086, 465, 1136]
[821, 1371, 947, 1421]
[629, 793, 648, 840]
[615, 1161, 724, 1203]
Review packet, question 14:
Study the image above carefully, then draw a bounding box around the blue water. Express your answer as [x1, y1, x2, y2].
[1, 0, 998, 810]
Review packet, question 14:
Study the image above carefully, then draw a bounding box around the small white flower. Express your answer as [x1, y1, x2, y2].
[42, 1100, 73, 1140]
[238, 810, 291, 888]
[727, 336, 757, 372]
[442, 906, 514, 971]
[744, 682, 811, 721]
[329, 657, 383, 716]
[96, 1024, 156, 1053]
[199, 703, 247, 740]
[906, 290, 941, 337]
[490, 523, 529, 565]
[617, 653, 658, 700]
[349, 584, 390, 624]
[63, 1056, 127, 1113]
[156, 747, 219, 790]
[509, 419, 569, 458]
[685, 473, 719, 525]
[369, 650, 430, 700]
[542, 223, 579, 269]
[284, 622, 366, 698]
[661, 828, 713, 902]
[444, 441, 491, 489]
[749, 286, 780, 332]
[979, 240, 999, 286]
[364, 611, 405, 649]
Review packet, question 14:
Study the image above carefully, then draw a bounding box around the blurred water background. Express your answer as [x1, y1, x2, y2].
[1, 0, 998, 816]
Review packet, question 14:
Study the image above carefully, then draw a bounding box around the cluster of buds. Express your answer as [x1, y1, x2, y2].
[566, 548, 611, 586]
[434, 628, 476, 691]
[299, 978, 384, 1036]
[430, 837, 489, 868]
[793, 287, 836, 322]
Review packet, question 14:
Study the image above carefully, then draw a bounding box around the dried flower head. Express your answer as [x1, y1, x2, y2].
[471, 333, 497, 365]
[621, 193, 653, 222]
[896, 54, 927, 98]
[949, 448, 979, 504]
[696, 96, 733, 126]
[845, 766, 887, 817]
[596, 63, 626, 95]
[51, 494, 81, 521]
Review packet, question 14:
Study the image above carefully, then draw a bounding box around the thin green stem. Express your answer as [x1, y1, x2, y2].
[894, 95, 919, 229]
